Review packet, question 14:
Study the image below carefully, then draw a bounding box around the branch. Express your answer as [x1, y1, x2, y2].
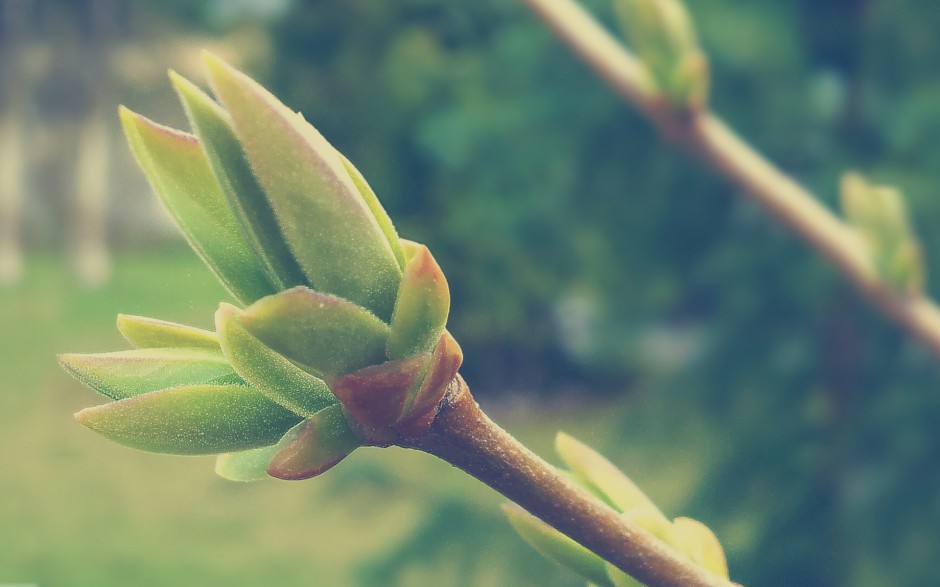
[399, 377, 737, 587]
[520, 0, 940, 359]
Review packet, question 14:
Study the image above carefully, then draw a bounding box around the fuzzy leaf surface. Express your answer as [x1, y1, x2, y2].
[75, 384, 301, 455]
[204, 53, 401, 320]
[216, 302, 335, 416]
[215, 444, 280, 482]
[59, 348, 239, 400]
[119, 107, 276, 304]
[171, 71, 307, 290]
[238, 287, 389, 377]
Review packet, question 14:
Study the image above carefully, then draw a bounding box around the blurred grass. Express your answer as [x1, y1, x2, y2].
[0, 249, 719, 587]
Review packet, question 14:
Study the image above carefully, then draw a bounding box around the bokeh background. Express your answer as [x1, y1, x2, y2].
[3, 0, 940, 585]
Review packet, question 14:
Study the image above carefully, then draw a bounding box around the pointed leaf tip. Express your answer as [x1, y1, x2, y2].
[119, 105, 277, 305]
[59, 347, 238, 400]
[387, 245, 450, 360]
[117, 314, 219, 350]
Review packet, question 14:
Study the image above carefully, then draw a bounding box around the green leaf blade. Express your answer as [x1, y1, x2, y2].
[203, 52, 402, 321]
[58, 348, 239, 400]
[75, 384, 302, 455]
[238, 287, 390, 377]
[119, 106, 277, 305]
[169, 71, 308, 291]
[216, 302, 336, 416]
[502, 504, 614, 587]
[215, 444, 280, 482]
[117, 314, 220, 350]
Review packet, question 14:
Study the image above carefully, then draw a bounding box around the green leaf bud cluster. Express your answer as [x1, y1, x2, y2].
[60, 53, 461, 481]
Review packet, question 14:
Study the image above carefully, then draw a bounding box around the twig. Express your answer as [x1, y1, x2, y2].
[520, 0, 940, 359]
[399, 377, 736, 587]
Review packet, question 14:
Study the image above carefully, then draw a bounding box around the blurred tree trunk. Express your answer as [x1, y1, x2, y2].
[71, 0, 118, 286]
[0, 0, 30, 285]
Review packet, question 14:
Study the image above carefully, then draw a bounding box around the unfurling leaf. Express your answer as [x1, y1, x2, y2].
[671, 517, 729, 578]
[237, 287, 389, 377]
[387, 244, 450, 360]
[216, 302, 335, 417]
[204, 52, 402, 321]
[119, 106, 277, 304]
[75, 384, 301, 455]
[556, 432, 667, 524]
[267, 404, 361, 480]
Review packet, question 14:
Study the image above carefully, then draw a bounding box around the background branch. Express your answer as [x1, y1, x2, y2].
[520, 0, 940, 359]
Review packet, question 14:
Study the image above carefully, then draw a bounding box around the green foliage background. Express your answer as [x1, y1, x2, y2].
[5, 0, 940, 585]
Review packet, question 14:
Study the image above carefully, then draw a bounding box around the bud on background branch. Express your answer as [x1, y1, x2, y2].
[614, 0, 709, 110]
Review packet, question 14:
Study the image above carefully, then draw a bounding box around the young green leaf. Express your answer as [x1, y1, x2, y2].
[555, 432, 668, 525]
[75, 384, 301, 455]
[216, 302, 336, 417]
[238, 287, 389, 377]
[169, 71, 308, 291]
[671, 517, 729, 579]
[119, 106, 277, 304]
[117, 314, 220, 350]
[215, 444, 280, 482]
[387, 244, 450, 360]
[267, 404, 361, 480]
[203, 52, 402, 321]
[58, 348, 239, 400]
[502, 504, 614, 587]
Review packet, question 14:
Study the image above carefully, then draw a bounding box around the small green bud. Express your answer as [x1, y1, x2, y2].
[841, 172, 926, 295]
[614, 0, 709, 109]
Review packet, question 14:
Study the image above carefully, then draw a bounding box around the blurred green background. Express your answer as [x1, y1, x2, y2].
[3, 0, 940, 585]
